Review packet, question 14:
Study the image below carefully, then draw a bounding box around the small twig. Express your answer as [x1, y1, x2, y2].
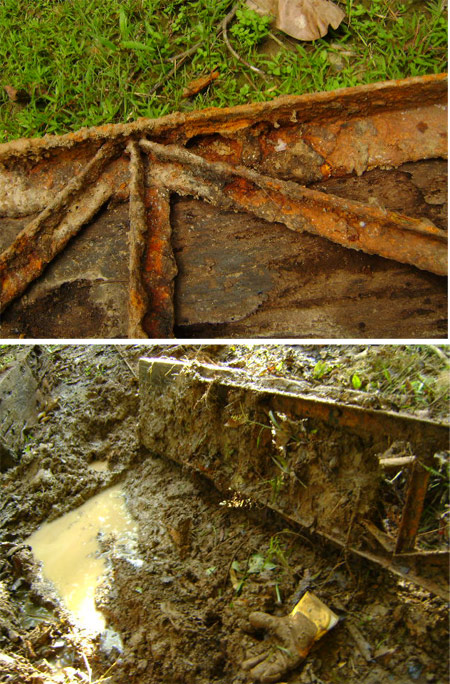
[333, 598, 373, 662]
[148, 21, 224, 95]
[146, 3, 268, 97]
[148, 54, 191, 96]
[267, 30, 285, 48]
[81, 652, 92, 684]
[345, 488, 361, 548]
[114, 345, 138, 378]
[427, 344, 450, 367]
[168, 41, 203, 63]
[317, 559, 346, 588]
[205, 527, 249, 560]
[222, 3, 268, 78]
[91, 660, 119, 684]
[224, 536, 254, 587]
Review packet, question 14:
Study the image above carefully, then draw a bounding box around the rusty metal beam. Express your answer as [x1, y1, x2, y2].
[126, 142, 177, 338]
[127, 141, 149, 338]
[0, 75, 446, 335]
[140, 139, 447, 276]
[395, 460, 431, 554]
[323, 531, 448, 600]
[139, 357, 449, 599]
[191, 103, 447, 183]
[0, 74, 446, 162]
[141, 183, 177, 338]
[0, 141, 119, 313]
[147, 357, 449, 450]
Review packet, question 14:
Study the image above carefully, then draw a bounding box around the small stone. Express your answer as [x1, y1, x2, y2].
[128, 627, 145, 649]
[137, 659, 148, 672]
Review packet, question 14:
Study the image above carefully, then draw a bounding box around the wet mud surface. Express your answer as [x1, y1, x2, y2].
[0, 345, 448, 683]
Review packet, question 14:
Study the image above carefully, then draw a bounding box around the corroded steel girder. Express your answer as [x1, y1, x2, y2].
[140, 139, 447, 275]
[0, 74, 447, 338]
[126, 142, 177, 338]
[139, 357, 449, 598]
[0, 142, 120, 313]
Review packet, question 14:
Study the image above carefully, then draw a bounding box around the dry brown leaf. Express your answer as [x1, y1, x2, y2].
[4, 85, 31, 104]
[182, 70, 220, 98]
[247, 0, 345, 41]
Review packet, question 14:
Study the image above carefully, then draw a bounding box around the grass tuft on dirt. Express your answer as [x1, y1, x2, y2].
[0, 0, 447, 142]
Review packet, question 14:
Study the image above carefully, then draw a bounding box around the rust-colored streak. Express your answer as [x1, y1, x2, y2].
[395, 460, 431, 554]
[141, 139, 447, 276]
[141, 183, 177, 338]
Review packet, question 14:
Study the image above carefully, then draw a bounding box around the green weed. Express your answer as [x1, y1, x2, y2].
[0, 0, 447, 141]
[313, 360, 332, 380]
[230, 7, 272, 48]
[230, 536, 288, 596]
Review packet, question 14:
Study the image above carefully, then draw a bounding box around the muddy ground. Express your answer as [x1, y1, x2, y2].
[0, 344, 448, 684]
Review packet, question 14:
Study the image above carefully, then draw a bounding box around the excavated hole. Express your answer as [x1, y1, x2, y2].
[0, 345, 448, 684]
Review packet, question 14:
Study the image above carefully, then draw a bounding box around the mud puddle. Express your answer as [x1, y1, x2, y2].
[27, 484, 139, 635]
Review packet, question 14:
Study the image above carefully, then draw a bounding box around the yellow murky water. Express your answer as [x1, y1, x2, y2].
[28, 485, 137, 634]
[88, 460, 109, 472]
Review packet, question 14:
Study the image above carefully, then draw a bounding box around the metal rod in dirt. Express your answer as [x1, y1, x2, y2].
[127, 140, 177, 338]
[395, 459, 430, 554]
[139, 139, 447, 276]
[0, 141, 118, 312]
[127, 141, 150, 338]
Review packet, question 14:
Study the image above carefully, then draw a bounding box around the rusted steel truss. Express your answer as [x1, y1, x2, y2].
[139, 357, 449, 599]
[0, 74, 447, 338]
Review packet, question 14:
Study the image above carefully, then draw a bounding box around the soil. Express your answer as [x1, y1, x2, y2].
[0, 344, 448, 684]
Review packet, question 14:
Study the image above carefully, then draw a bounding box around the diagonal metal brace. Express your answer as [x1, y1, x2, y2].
[140, 139, 447, 276]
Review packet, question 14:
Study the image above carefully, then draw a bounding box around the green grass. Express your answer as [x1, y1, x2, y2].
[0, 0, 447, 142]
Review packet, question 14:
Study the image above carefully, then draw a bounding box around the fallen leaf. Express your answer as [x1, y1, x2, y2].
[182, 70, 219, 98]
[4, 85, 31, 104]
[247, 0, 345, 41]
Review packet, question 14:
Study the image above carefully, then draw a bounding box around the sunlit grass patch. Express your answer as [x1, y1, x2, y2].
[0, 0, 447, 141]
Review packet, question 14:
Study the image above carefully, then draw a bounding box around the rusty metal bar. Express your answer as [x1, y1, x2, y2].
[322, 531, 448, 600]
[127, 141, 150, 338]
[0, 74, 446, 162]
[126, 141, 177, 338]
[395, 460, 431, 554]
[0, 141, 119, 313]
[271, 393, 447, 450]
[141, 183, 177, 338]
[140, 139, 447, 276]
[192, 104, 447, 183]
